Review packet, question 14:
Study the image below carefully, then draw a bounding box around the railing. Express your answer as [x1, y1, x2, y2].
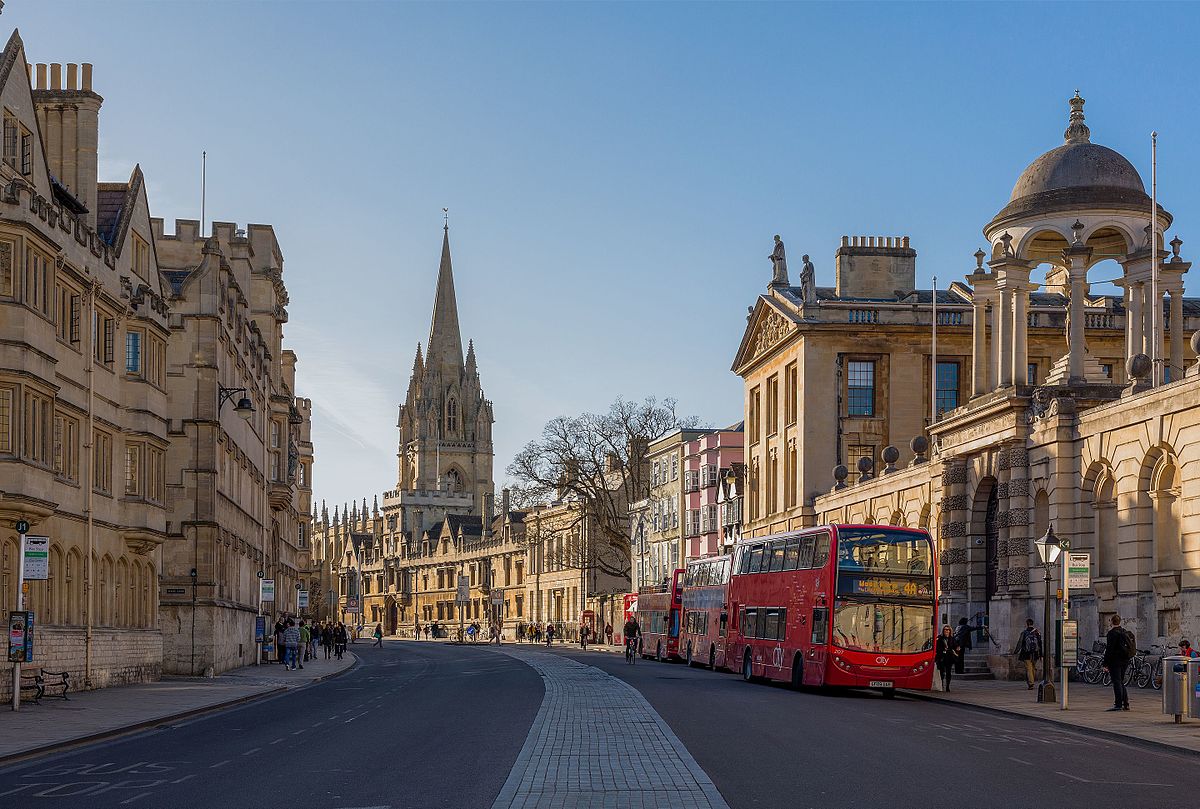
[936, 311, 964, 326]
[847, 309, 879, 324]
[1085, 313, 1117, 329]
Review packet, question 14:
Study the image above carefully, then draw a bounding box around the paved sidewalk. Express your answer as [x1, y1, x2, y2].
[907, 676, 1200, 754]
[0, 651, 356, 763]
[492, 647, 730, 809]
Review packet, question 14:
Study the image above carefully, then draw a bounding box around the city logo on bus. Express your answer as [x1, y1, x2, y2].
[875, 656, 890, 664]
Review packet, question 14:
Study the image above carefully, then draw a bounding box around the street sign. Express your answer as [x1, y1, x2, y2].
[22, 536, 49, 580]
[345, 597, 361, 614]
[490, 590, 503, 606]
[1067, 553, 1090, 589]
[1062, 620, 1078, 665]
[261, 579, 275, 602]
[14, 519, 29, 534]
[8, 611, 27, 662]
[298, 590, 309, 609]
[456, 575, 470, 604]
[255, 615, 266, 643]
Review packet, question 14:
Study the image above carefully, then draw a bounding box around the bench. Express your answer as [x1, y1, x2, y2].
[18, 669, 71, 704]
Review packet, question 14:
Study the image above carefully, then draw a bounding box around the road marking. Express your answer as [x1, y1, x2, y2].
[1009, 757, 1034, 766]
[344, 711, 370, 724]
[242, 748, 261, 756]
[209, 760, 231, 769]
[269, 738, 285, 745]
[120, 793, 154, 805]
[171, 775, 196, 785]
[291, 730, 306, 736]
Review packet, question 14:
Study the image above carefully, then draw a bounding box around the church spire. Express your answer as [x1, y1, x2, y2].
[427, 224, 464, 373]
[412, 342, 424, 378]
[466, 339, 477, 374]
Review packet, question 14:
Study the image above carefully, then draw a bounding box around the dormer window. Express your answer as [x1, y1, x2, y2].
[445, 397, 458, 433]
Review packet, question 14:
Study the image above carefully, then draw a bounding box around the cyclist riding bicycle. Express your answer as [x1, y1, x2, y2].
[623, 617, 641, 661]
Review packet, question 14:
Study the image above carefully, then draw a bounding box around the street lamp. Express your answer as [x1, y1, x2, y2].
[218, 386, 255, 419]
[1034, 525, 1065, 703]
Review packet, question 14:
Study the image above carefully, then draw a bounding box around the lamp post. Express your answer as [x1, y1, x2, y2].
[1034, 525, 1064, 703]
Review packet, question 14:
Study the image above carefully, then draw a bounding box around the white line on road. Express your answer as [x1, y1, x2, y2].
[270, 738, 285, 745]
[1009, 757, 1034, 766]
[171, 774, 197, 785]
[120, 793, 154, 805]
[292, 730, 306, 735]
[344, 711, 370, 724]
[242, 748, 261, 756]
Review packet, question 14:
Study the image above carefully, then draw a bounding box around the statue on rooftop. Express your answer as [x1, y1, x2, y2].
[769, 235, 789, 287]
[800, 254, 816, 304]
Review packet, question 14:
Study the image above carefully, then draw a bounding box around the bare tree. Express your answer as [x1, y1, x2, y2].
[507, 396, 701, 580]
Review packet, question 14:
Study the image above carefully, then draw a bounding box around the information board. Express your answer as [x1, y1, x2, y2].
[8, 611, 27, 662]
[1067, 553, 1091, 589]
[298, 590, 309, 609]
[22, 536, 49, 580]
[456, 575, 470, 603]
[261, 579, 275, 602]
[255, 615, 266, 643]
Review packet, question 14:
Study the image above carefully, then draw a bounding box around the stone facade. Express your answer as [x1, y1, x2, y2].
[0, 29, 314, 693]
[734, 93, 1200, 660]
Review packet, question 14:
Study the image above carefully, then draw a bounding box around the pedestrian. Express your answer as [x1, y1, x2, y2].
[372, 623, 384, 648]
[952, 617, 973, 674]
[299, 620, 311, 665]
[1103, 614, 1134, 711]
[322, 622, 334, 659]
[934, 624, 959, 692]
[414, 621, 421, 641]
[1179, 639, 1199, 659]
[604, 622, 614, 645]
[545, 623, 554, 646]
[274, 618, 286, 665]
[579, 623, 589, 649]
[334, 622, 347, 660]
[1013, 618, 1041, 689]
[490, 622, 502, 645]
[283, 619, 301, 671]
[423, 623, 431, 640]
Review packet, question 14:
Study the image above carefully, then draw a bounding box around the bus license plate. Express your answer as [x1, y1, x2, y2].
[869, 680, 893, 688]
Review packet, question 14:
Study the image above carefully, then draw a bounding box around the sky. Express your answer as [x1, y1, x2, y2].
[11, 1, 1200, 511]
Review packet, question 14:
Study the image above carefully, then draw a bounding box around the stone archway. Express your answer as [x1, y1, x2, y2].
[971, 477, 1000, 609]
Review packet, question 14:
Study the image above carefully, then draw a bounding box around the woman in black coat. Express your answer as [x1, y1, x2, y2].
[934, 625, 960, 692]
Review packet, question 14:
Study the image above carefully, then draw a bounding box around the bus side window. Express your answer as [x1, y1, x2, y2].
[749, 545, 765, 573]
[783, 538, 800, 570]
[719, 611, 728, 637]
[798, 536, 815, 569]
[811, 607, 828, 645]
[813, 533, 831, 568]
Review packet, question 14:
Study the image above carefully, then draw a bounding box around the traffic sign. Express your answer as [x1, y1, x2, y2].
[1067, 553, 1090, 589]
[298, 590, 309, 609]
[22, 536, 49, 580]
[260, 579, 275, 602]
[456, 575, 470, 604]
[490, 590, 503, 606]
[15, 520, 29, 534]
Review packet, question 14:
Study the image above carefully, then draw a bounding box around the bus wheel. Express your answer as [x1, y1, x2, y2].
[686, 643, 694, 667]
[790, 654, 804, 689]
[742, 650, 754, 683]
[708, 645, 716, 670]
[656, 642, 663, 662]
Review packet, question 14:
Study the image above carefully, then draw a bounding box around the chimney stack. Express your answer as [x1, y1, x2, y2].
[31, 62, 103, 229]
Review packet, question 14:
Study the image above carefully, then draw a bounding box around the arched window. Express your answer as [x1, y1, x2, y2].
[67, 548, 84, 625]
[1153, 459, 1182, 572]
[117, 557, 130, 627]
[446, 467, 463, 492]
[445, 398, 458, 433]
[100, 555, 114, 626]
[49, 545, 65, 625]
[1093, 471, 1118, 577]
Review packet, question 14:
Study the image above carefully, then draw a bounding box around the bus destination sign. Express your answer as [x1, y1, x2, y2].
[838, 574, 933, 600]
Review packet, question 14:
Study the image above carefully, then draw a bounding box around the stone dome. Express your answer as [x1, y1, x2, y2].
[990, 93, 1155, 228]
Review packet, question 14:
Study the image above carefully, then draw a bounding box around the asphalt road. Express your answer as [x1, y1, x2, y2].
[544, 644, 1197, 809]
[0, 640, 1194, 809]
[0, 642, 542, 809]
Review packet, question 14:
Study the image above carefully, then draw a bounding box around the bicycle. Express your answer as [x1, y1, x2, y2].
[625, 636, 639, 664]
[1075, 647, 1104, 684]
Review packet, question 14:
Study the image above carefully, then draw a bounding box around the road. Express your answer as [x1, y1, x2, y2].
[0, 640, 1193, 808]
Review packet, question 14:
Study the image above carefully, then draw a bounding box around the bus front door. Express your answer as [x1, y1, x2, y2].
[805, 606, 829, 686]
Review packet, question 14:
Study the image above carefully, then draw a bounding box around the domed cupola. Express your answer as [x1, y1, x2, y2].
[984, 92, 1170, 266]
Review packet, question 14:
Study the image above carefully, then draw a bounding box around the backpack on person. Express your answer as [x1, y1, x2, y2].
[1022, 629, 1040, 656]
[1120, 627, 1137, 661]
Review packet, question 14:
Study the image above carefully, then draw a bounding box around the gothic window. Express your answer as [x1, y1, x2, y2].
[446, 398, 458, 433]
[446, 467, 463, 492]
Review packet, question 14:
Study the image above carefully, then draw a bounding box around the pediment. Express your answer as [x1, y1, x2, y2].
[731, 295, 800, 372]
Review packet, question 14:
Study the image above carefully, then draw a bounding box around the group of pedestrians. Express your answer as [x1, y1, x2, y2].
[933, 617, 981, 691]
[271, 618, 351, 668]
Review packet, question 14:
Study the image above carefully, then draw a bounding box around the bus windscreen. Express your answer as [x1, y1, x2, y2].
[831, 602, 934, 654]
[835, 528, 932, 575]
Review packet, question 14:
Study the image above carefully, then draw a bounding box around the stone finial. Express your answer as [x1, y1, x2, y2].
[881, 446, 900, 473]
[909, 435, 929, 466]
[856, 456, 874, 483]
[1064, 91, 1091, 144]
[1144, 224, 1153, 249]
[974, 248, 985, 270]
[1123, 353, 1152, 397]
[832, 464, 848, 491]
[1000, 232, 1013, 258]
[1071, 220, 1085, 245]
[1171, 235, 1183, 262]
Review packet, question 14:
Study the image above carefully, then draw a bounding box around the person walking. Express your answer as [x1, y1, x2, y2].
[274, 618, 286, 665]
[934, 624, 960, 692]
[299, 621, 311, 666]
[334, 622, 347, 660]
[1103, 614, 1133, 711]
[545, 623, 555, 646]
[489, 622, 502, 645]
[372, 623, 384, 648]
[283, 619, 301, 671]
[1014, 618, 1041, 689]
[604, 622, 614, 646]
[322, 622, 334, 659]
[952, 617, 974, 675]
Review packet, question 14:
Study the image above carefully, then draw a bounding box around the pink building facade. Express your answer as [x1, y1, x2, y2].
[682, 425, 745, 560]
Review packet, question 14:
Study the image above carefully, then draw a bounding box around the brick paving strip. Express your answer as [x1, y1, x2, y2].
[0, 652, 357, 764]
[904, 677, 1200, 754]
[492, 648, 731, 809]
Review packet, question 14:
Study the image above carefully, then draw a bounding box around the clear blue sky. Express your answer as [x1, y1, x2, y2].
[13, 1, 1200, 511]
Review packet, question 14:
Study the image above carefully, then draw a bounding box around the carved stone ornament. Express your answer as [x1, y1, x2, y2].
[1008, 477, 1029, 498]
[1007, 566, 1029, 585]
[751, 310, 791, 359]
[996, 569, 1009, 587]
[941, 494, 968, 512]
[941, 463, 968, 486]
[943, 520, 967, 538]
[948, 575, 969, 591]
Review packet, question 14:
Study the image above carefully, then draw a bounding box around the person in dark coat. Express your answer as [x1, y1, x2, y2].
[952, 617, 974, 674]
[1102, 614, 1132, 711]
[274, 619, 286, 665]
[934, 625, 960, 691]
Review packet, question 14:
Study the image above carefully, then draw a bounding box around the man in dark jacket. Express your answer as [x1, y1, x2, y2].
[1013, 619, 1041, 689]
[953, 617, 974, 674]
[1103, 614, 1132, 711]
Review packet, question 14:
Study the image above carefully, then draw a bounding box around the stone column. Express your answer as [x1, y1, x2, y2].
[1169, 287, 1184, 380]
[939, 457, 970, 618]
[1129, 282, 1144, 358]
[1062, 242, 1092, 384]
[1004, 443, 1031, 598]
[997, 288, 1013, 387]
[968, 266, 996, 396]
[1012, 285, 1029, 386]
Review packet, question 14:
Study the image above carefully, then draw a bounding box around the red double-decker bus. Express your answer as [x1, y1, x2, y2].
[637, 568, 684, 661]
[680, 555, 731, 669]
[727, 524, 936, 696]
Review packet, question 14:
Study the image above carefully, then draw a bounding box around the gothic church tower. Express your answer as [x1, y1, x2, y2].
[396, 226, 495, 513]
